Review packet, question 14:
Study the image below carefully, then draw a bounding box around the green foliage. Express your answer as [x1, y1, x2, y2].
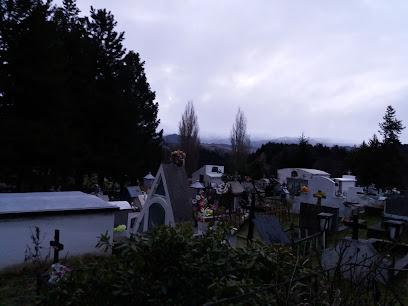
[379, 105, 405, 146]
[247, 142, 349, 179]
[0, 0, 162, 191]
[348, 106, 406, 188]
[39, 222, 305, 305]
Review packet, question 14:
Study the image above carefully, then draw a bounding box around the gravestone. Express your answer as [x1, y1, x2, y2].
[299, 202, 339, 235]
[384, 196, 408, 220]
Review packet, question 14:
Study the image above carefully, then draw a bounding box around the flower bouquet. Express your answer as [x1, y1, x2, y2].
[171, 149, 186, 167]
[48, 263, 70, 284]
[216, 182, 230, 195]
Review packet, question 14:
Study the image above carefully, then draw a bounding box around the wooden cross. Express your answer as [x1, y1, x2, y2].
[50, 229, 64, 264]
[313, 191, 326, 206]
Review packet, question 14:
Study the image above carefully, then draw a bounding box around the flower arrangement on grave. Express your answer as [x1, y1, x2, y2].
[216, 182, 230, 195]
[192, 195, 218, 221]
[314, 191, 326, 198]
[48, 263, 70, 284]
[301, 186, 309, 193]
[171, 149, 186, 167]
[114, 225, 126, 232]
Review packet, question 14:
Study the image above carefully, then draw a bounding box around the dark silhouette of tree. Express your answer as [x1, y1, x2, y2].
[348, 107, 406, 189]
[178, 101, 199, 176]
[230, 108, 250, 173]
[0, 0, 162, 192]
[295, 133, 313, 168]
[379, 105, 405, 146]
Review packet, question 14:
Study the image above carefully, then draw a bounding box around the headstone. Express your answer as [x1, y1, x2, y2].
[299, 203, 339, 235]
[385, 196, 408, 219]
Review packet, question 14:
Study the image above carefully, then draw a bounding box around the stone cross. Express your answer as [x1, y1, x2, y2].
[50, 229, 64, 264]
[313, 191, 326, 206]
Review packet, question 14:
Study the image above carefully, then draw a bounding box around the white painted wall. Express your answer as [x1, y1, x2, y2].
[346, 187, 365, 203]
[0, 212, 115, 269]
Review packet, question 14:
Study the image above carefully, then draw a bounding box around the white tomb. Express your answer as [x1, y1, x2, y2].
[0, 191, 118, 269]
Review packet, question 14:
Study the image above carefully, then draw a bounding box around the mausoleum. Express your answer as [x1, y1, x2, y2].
[0, 191, 118, 269]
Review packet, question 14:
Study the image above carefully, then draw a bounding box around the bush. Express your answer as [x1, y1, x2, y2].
[39, 222, 304, 305]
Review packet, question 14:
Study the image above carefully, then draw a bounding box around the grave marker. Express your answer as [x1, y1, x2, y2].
[50, 229, 64, 264]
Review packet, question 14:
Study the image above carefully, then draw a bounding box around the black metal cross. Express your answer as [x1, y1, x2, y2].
[50, 229, 64, 263]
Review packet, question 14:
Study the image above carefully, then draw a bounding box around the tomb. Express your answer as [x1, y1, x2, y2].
[191, 165, 224, 188]
[232, 215, 290, 248]
[121, 186, 145, 210]
[299, 203, 339, 236]
[0, 191, 118, 269]
[278, 168, 359, 217]
[129, 164, 192, 233]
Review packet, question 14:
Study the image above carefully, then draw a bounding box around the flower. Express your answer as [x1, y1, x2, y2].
[48, 263, 70, 284]
[216, 183, 229, 195]
[114, 225, 126, 232]
[301, 186, 309, 193]
[315, 191, 326, 198]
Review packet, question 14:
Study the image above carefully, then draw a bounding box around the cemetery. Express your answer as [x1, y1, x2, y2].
[1, 154, 408, 304]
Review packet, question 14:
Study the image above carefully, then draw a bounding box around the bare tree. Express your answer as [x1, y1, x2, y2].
[179, 101, 200, 176]
[230, 108, 250, 171]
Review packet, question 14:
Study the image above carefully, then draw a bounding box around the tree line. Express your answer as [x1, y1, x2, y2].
[248, 105, 407, 190]
[0, 0, 163, 192]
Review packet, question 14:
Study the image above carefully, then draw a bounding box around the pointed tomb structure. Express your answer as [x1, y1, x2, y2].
[129, 164, 192, 233]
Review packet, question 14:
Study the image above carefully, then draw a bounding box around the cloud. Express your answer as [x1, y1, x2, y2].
[63, 0, 408, 143]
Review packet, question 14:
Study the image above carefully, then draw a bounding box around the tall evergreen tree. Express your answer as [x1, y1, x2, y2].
[379, 105, 405, 146]
[0, 0, 162, 191]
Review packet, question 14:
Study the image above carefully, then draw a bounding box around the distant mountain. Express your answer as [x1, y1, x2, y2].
[164, 134, 357, 150]
[163, 134, 180, 145]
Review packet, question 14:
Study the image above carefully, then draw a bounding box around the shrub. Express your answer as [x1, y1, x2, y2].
[39, 222, 304, 305]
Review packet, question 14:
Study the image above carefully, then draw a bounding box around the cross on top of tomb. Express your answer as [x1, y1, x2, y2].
[313, 190, 326, 206]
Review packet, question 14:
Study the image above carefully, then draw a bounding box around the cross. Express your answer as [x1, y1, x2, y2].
[347, 170, 352, 175]
[313, 190, 326, 206]
[50, 229, 64, 264]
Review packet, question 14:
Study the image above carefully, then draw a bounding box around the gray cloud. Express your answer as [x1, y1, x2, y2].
[63, 0, 408, 144]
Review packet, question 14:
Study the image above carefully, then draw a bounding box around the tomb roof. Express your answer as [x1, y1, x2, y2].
[298, 168, 330, 175]
[0, 191, 118, 215]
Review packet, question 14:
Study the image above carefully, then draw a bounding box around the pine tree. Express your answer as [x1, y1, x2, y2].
[0, 1, 163, 191]
[379, 105, 405, 146]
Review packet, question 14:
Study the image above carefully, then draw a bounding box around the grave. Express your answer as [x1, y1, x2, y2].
[384, 196, 408, 221]
[110, 201, 135, 227]
[368, 196, 407, 239]
[299, 203, 339, 236]
[232, 215, 290, 248]
[322, 214, 408, 283]
[0, 191, 118, 269]
[129, 164, 192, 233]
[321, 237, 391, 283]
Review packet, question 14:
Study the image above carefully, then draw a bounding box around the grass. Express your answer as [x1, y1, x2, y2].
[0, 254, 100, 305]
[0, 263, 42, 305]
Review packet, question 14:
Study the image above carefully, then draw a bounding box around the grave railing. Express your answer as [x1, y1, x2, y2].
[284, 224, 325, 256]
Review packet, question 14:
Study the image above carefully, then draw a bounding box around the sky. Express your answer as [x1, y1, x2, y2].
[61, 0, 408, 144]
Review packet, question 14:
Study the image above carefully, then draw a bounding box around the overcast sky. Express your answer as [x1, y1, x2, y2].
[66, 0, 408, 144]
